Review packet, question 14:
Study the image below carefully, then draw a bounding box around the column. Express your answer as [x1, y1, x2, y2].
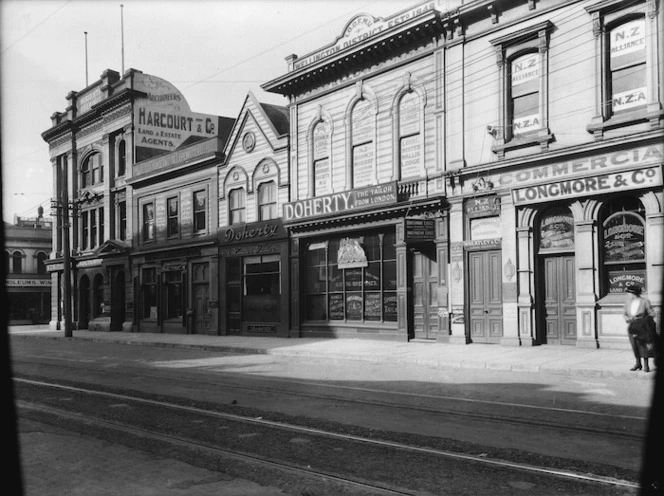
[395, 221, 409, 341]
[574, 218, 599, 349]
[500, 194, 520, 346]
[447, 197, 467, 344]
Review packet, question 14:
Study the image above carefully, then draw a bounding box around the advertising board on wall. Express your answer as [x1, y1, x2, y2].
[133, 74, 220, 162]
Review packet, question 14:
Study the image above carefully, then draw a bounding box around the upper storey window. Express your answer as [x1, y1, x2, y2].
[117, 140, 126, 177]
[398, 91, 422, 180]
[351, 99, 375, 189]
[258, 182, 277, 221]
[586, 1, 662, 136]
[229, 188, 246, 225]
[312, 121, 331, 196]
[510, 52, 541, 136]
[608, 18, 646, 115]
[81, 153, 103, 188]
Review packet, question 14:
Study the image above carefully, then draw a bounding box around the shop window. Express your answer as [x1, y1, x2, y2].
[350, 98, 375, 189]
[81, 211, 89, 250]
[304, 230, 397, 323]
[258, 182, 277, 221]
[193, 190, 207, 232]
[165, 271, 184, 319]
[398, 91, 422, 180]
[490, 21, 553, 156]
[312, 121, 331, 196]
[117, 140, 126, 177]
[142, 268, 157, 319]
[118, 201, 127, 241]
[242, 255, 281, 322]
[36, 252, 48, 274]
[12, 251, 23, 274]
[93, 274, 104, 317]
[81, 153, 103, 188]
[600, 197, 646, 296]
[229, 188, 246, 225]
[143, 203, 155, 242]
[538, 207, 575, 253]
[167, 197, 179, 237]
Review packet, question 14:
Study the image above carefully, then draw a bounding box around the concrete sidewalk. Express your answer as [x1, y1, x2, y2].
[8, 325, 657, 380]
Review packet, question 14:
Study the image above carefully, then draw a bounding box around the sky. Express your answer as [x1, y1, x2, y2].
[1, 0, 458, 223]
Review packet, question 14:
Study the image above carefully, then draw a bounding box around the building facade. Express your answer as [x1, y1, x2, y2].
[263, 0, 663, 347]
[42, 69, 233, 333]
[217, 91, 291, 337]
[4, 210, 52, 325]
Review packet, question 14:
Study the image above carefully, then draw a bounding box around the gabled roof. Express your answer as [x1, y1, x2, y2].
[260, 102, 289, 136]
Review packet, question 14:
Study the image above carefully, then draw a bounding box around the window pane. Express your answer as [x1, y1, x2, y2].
[364, 292, 381, 321]
[383, 261, 397, 290]
[364, 262, 381, 290]
[345, 268, 362, 291]
[511, 53, 539, 97]
[346, 293, 362, 320]
[306, 294, 327, 320]
[383, 292, 398, 321]
[610, 19, 646, 71]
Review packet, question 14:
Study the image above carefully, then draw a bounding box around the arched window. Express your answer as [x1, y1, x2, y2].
[608, 17, 646, 115]
[509, 51, 541, 137]
[12, 251, 23, 274]
[229, 188, 246, 225]
[4, 251, 10, 275]
[93, 274, 104, 318]
[398, 91, 422, 180]
[312, 121, 331, 196]
[258, 182, 277, 221]
[118, 140, 126, 176]
[600, 197, 646, 296]
[36, 252, 48, 274]
[81, 153, 103, 188]
[351, 99, 375, 189]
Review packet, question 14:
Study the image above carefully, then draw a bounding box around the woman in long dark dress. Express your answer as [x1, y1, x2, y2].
[623, 285, 657, 372]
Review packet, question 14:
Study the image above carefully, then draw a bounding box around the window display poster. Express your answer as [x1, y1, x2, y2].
[364, 293, 381, 320]
[603, 213, 645, 262]
[346, 293, 363, 320]
[608, 269, 646, 293]
[539, 213, 574, 251]
[329, 293, 344, 320]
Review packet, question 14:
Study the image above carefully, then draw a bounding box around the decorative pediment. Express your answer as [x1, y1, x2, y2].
[94, 239, 129, 256]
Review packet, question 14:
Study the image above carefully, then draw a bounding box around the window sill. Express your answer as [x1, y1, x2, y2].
[586, 107, 664, 139]
[491, 130, 555, 158]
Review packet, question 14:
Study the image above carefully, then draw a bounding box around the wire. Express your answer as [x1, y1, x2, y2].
[1, 1, 72, 54]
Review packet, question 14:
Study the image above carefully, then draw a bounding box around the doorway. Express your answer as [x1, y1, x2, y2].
[539, 255, 576, 344]
[467, 250, 503, 343]
[410, 248, 439, 340]
[78, 275, 90, 329]
[111, 271, 125, 331]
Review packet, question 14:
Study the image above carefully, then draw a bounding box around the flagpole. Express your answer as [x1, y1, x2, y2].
[120, 4, 125, 74]
[84, 31, 88, 86]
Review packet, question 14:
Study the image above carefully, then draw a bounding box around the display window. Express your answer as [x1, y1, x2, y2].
[304, 229, 397, 323]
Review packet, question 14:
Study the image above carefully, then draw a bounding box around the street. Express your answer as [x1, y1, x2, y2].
[9, 335, 652, 495]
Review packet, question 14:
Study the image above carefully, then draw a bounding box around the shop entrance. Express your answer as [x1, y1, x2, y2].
[410, 248, 439, 340]
[539, 255, 576, 345]
[110, 270, 125, 331]
[467, 250, 503, 343]
[78, 275, 90, 329]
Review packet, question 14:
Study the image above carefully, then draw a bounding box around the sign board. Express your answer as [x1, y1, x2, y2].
[5, 279, 51, 287]
[512, 167, 662, 205]
[133, 74, 220, 161]
[221, 220, 286, 245]
[283, 182, 397, 222]
[404, 218, 435, 242]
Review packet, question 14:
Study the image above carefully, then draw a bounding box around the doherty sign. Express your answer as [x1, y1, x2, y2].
[283, 182, 397, 222]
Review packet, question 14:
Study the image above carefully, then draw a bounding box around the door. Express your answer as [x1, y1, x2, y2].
[193, 283, 209, 334]
[78, 275, 90, 329]
[411, 249, 439, 340]
[540, 255, 577, 345]
[111, 271, 125, 331]
[467, 250, 503, 343]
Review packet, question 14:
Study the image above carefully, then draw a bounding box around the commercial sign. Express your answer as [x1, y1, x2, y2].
[404, 218, 436, 242]
[6, 279, 51, 287]
[292, 2, 436, 70]
[221, 220, 286, 245]
[603, 213, 645, 262]
[608, 270, 646, 294]
[512, 167, 662, 205]
[134, 74, 220, 160]
[133, 138, 219, 177]
[489, 144, 663, 189]
[465, 196, 500, 218]
[283, 182, 397, 222]
[539, 212, 574, 251]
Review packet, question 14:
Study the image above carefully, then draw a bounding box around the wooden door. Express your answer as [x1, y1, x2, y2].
[541, 255, 577, 345]
[412, 251, 439, 340]
[193, 283, 209, 334]
[111, 271, 125, 331]
[468, 250, 503, 343]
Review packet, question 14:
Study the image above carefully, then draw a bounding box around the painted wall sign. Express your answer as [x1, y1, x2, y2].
[246, 324, 276, 334]
[292, 2, 436, 70]
[133, 74, 220, 159]
[283, 182, 397, 221]
[5, 279, 51, 287]
[463, 239, 502, 249]
[77, 86, 102, 114]
[404, 218, 436, 242]
[603, 213, 645, 262]
[490, 144, 663, 189]
[76, 258, 103, 268]
[512, 167, 662, 205]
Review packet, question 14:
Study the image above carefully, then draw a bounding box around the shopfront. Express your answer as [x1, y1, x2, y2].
[447, 139, 663, 348]
[6, 278, 51, 325]
[218, 220, 289, 337]
[132, 244, 218, 335]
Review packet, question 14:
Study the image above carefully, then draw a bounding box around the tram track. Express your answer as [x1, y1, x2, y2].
[12, 356, 647, 442]
[15, 378, 639, 494]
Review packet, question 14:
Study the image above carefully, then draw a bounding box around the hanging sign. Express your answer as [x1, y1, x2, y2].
[404, 218, 435, 242]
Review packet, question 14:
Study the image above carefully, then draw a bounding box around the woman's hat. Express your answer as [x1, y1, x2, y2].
[625, 286, 643, 295]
